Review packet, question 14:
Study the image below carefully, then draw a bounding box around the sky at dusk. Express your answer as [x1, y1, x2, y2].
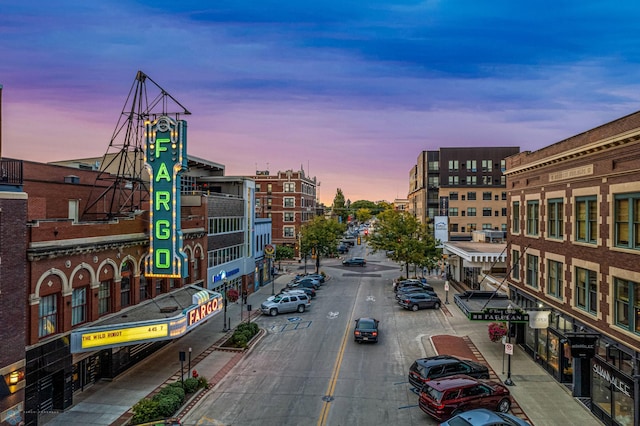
[2, 1, 640, 205]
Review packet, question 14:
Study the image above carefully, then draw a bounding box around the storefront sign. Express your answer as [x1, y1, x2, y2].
[593, 362, 631, 397]
[144, 115, 189, 278]
[527, 310, 550, 329]
[566, 332, 599, 358]
[469, 308, 529, 323]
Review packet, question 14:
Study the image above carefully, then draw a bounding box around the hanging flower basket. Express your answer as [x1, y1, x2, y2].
[226, 289, 239, 303]
[488, 322, 508, 342]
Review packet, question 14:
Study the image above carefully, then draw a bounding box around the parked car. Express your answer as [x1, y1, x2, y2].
[418, 375, 511, 421]
[293, 276, 321, 286]
[353, 317, 379, 343]
[398, 293, 442, 311]
[337, 244, 349, 254]
[266, 289, 310, 301]
[287, 280, 320, 290]
[408, 355, 490, 389]
[302, 273, 325, 283]
[342, 257, 366, 267]
[395, 286, 438, 300]
[395, 281, 434, 293]
[260, 293, 311, 316]
[440, 408, 531, 426]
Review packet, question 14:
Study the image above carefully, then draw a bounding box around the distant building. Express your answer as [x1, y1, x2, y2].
[393, 198, 409, 211]
[252, 168, 317, 257]
[408, 147, 519, 240]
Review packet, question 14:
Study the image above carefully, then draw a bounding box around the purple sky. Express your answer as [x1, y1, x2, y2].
[2, 1, 640, 205]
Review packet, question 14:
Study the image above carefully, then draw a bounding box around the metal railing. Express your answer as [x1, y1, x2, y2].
[0, 158, 23, 186]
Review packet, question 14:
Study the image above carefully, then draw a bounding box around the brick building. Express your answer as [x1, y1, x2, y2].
[0, 158, 28, 426]
[19, 160, 208, 425]
[504, 111, 640, 426]
[252, 168, 317, 257]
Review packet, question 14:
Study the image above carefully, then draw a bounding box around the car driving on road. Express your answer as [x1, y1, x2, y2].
[353, 317, 379, 343]
[342, 257, 366, 266]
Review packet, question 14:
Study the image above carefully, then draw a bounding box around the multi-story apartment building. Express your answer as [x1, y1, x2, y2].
[504, 112, 640, 426]
[408, 147, 519, 239]
[252, 168, 317, 257]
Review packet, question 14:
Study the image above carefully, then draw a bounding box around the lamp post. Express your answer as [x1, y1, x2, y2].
[505, 303, 515, 386]
[222, 278, 229, 332]
[188, 347, 192, 378]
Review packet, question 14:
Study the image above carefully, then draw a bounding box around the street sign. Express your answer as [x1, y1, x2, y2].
[505, 343, 514, 355]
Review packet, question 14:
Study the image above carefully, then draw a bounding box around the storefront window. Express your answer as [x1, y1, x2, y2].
[547, 333, 559, 375]
[613, 386, 634, 426]
[537, 328, 548, 362]
[561, 341, 573, 382]
[592, 370, 611, 416]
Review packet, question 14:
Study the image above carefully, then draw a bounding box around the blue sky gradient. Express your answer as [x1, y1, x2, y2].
[2, 1, 640, 203]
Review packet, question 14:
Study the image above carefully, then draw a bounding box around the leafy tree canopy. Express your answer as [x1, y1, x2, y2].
[300, 216, 346, 272]
[367, 209, 440, 277]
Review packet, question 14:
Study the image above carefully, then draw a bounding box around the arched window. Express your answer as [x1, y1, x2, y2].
[39, 294, 58, 337]
[120, 261, 133, 308]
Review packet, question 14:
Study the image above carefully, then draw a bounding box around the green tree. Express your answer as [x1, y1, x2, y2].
[300, 216, 346, 272]
[274, 245, 295, 270]
[368, 209, 439, 278]
[332, 188, 348, 223]
[355, 208, 372, 223]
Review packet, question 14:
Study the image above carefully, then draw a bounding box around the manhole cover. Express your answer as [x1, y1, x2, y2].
[322, 395, 335, 402]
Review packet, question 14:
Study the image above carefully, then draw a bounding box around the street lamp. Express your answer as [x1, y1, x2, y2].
[222, 278, 229, 332]
[188, 347, 192, 378]
[505, 303, 515, 386]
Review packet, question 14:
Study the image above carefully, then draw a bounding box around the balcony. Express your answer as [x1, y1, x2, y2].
[0, 158, 23, 190]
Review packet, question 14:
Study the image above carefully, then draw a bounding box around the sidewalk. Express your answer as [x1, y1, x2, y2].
[427, 276, 602, 426]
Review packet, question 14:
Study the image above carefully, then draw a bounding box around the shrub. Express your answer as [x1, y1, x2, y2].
[183, 377, 199, 394]
[197, 376, 208, 389]
[131, 398, 161, 425]
[154, 393, 182, 417]
[231, 333, 248, 348]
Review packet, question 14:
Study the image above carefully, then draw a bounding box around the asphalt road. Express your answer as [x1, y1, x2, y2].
[181, 246, 449, 426]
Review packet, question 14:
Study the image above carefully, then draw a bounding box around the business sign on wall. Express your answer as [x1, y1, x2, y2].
[434, 215, 449, 244]
[144, 115, 189, 278]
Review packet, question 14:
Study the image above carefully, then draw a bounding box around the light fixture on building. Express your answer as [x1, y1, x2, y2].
[9, 371, 19, 385]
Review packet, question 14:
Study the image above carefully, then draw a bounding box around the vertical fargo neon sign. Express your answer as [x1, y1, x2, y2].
[144, 116, 189, 278]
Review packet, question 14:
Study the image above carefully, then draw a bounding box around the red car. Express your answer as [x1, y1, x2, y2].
[418, 374, 511, 421]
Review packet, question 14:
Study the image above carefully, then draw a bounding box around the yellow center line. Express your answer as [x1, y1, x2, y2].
[317, 311, 353, 426]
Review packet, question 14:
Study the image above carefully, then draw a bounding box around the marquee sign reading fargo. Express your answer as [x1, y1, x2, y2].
[144, 115, 189, 278]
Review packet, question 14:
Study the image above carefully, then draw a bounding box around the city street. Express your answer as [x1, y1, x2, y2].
[181, 246, 452, 426]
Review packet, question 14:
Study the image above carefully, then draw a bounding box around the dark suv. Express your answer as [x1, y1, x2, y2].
[342, 257, 366, 266]
[408, 355, 489, 390]
[418, 375, 511, 421]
